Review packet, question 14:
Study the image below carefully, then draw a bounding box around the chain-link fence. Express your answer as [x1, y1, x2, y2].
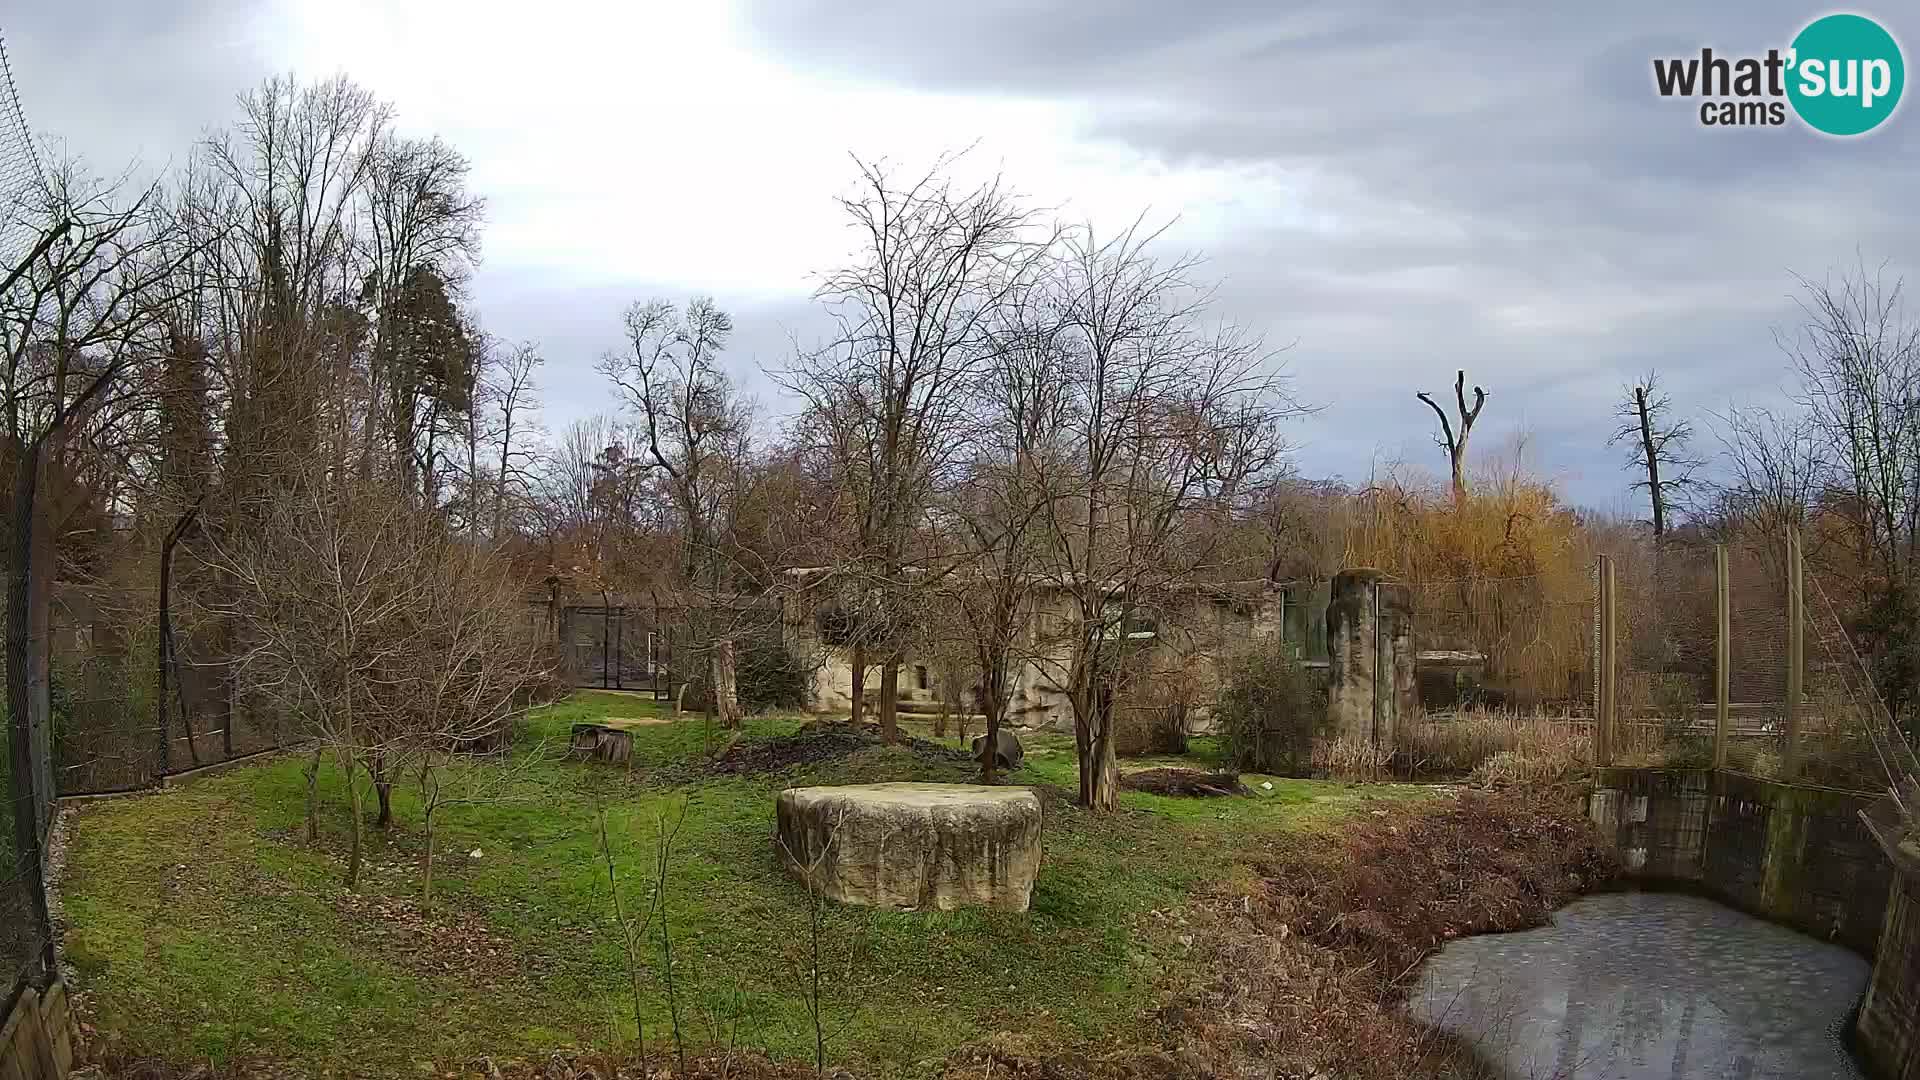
[1803, 574, 1916, 792]
[1, 23, 58, 1009]
[0, 31, 46, 266]
[1613, 544, 1719, 766]
[42, 585, 300, 796]
[1592, 536, 1902, 793]
[1405, 572, 1597, 714]
[1396, 538, 1912, 794]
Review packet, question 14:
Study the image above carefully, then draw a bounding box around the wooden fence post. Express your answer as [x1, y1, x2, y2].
[1714, 543, 1731, 770]
[1596, 554, 1617, 767]
[1785, 524, 1804, 775]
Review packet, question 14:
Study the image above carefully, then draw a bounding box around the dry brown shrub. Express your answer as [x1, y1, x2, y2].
[1155, 785, 1618, 1080]
[1313, 734, 1394, 781]
[1397, 708, 1585, 777]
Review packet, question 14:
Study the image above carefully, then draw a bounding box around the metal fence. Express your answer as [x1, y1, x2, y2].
[561, 605, 675, 695]
[557, 599, 786, 698]
[44, 587, 298, 796]
[1405, 571, 1598, 714]
[1401, 534, 1912, 795]
[1, 23, 58, 1012]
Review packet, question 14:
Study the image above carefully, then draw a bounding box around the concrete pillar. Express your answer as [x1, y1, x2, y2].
[1326, 568, 1415, 749]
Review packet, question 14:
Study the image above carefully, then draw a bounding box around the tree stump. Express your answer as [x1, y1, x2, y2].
[775, 783, 1043, 911]
[570, 720, 640, 763]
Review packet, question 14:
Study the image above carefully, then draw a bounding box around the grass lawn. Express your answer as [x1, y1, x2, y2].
[59, 692, 1419, 1077]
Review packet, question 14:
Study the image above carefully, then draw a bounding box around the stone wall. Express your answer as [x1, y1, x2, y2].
[1856, 824, 1920, 1080]
[1588, 767, 1890, 952]
[1325, 569, 1415, 749]
[0, 979, 75, 1080]
[1589, 767, 1920, 1079]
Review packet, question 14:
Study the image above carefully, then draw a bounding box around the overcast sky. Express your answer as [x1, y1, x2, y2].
[7, 1, 1917, 512]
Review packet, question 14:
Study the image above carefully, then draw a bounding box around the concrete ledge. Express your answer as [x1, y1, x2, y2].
[1857, 863, 1920, 1080]
[1589, 766, 1888, 953]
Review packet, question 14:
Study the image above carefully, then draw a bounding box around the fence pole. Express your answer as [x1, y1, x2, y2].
[1785, 524, 1804, 775]
[1596, 554, 1616, 767]
[1714, 543, 1730, 770]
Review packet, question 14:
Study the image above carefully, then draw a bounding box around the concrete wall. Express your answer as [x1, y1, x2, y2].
[784, 581, 1301, 734]
[1588, 767, 1920, 1079]
[1325, 569, 1415, 749]
[1587, 768, 1890, 952]
[0, 980, 75, 1080]
[1856, 832, 1920, 1080]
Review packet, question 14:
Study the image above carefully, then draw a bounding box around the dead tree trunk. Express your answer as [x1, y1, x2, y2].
[1634, 386, 1667, 537]
[709, 637, 741, 729]
[1417, 369, 1487, 504]
[849, 642, 867, 724]
[878, 656, 901, 744]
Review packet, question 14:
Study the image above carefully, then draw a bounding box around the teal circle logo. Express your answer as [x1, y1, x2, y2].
[1787, 14, 1905, 135]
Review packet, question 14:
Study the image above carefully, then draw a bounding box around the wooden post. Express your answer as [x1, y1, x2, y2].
[1785, 524, 1804, 775]
[1714, 543, 1731, 770]
[1596, 554, 1617, 767]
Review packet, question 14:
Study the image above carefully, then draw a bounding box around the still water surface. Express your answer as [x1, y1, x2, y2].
[1409, 891, 1869, 1079]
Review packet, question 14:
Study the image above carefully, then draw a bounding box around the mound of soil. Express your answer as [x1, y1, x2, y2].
[703, 720, 970, 777]
[1119, 768, 1250, 798]
[1160, 785, 1620, 1080]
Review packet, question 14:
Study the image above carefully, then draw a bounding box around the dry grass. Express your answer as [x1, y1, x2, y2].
[1396, 710, 1582, 777]
[1314, 735, 1395, 782]
[1394, 708, 1674, 781]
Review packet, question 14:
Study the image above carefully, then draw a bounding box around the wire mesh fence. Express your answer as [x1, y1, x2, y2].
[1606, 536, 1900, 791]
[1804, 574, 1918, 793]
[40, 585, 300, 796]
[1405, 571, 1597, 714]
[1612, 544, 1720, 767]
[1, 705, 52, 1002]
[1, 24, 58, 1005]
[561, 605, 674, 693]
[0, 30, 46, 269]
[1396, 538, 1913, 795]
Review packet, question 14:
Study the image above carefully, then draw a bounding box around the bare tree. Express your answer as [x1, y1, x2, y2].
[484, 339, 544, 541]
[937, 289, 1071, 780]
[1417, 369, 1487, 503]
[1609, 371, 1700, 537]
[1029, 221, 1299, 809]
[196, 472, 548, 888]
[1712, 262, 1920, 727]
[4, 163, 189, 844]
[598, 297, 756, 727]
[1781, 264, 1920, 721]
[1709, 404, 1824, 568]
[781, 153, 1048, 742]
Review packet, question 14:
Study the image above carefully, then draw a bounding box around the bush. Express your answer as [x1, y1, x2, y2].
[736, 640, 812, 713]
[1218, 648, 1326, 776]
[1114, 665, 1199, 757]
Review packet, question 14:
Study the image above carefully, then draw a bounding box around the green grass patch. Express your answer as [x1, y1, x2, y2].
[61, 693, 1419, 1077]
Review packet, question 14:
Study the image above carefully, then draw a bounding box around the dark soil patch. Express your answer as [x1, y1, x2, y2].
[698, 720, 970, 777]
[1120, 769, 1250, 798]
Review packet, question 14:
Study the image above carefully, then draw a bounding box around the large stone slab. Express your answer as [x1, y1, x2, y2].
[775, 783, 1043, 911]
